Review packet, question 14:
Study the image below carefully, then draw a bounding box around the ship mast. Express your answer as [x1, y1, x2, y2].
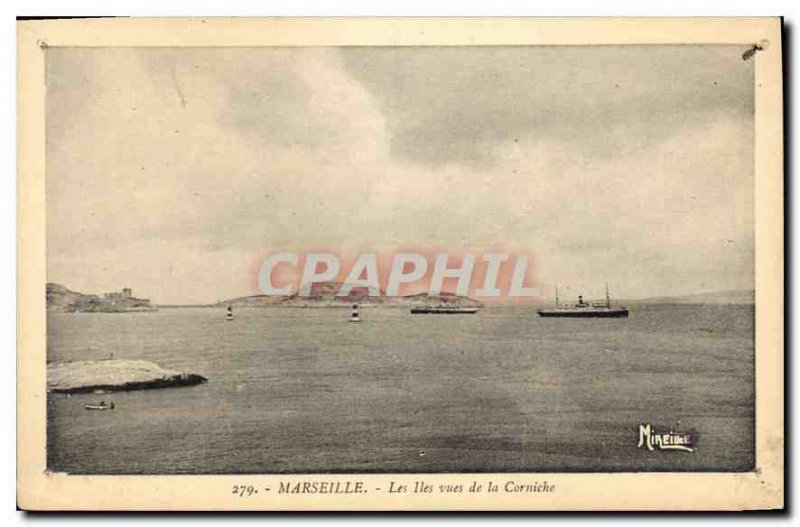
[555, 284, 560, 308]
[605, 282, 611, 308]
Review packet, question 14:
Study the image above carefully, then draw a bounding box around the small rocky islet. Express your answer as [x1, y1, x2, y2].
[47, 359, 207, 394]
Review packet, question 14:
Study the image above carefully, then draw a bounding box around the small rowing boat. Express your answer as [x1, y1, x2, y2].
[84, 401, 115, 411]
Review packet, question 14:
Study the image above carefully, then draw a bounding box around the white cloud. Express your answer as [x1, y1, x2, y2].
[46, 47, 753, 303]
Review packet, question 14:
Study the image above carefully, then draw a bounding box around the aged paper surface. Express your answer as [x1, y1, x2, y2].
[18, 17, 783, 510]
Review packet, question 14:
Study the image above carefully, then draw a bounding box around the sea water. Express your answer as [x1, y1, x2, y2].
[46, 304, 754, 474]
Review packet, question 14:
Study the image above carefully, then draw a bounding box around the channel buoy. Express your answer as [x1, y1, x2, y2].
[349, 303, 360, 322]
[226, 305, 234, 321]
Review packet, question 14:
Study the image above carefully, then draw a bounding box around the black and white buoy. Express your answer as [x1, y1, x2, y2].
[226, 305, 234, 321]
[349, 303, 360, 323]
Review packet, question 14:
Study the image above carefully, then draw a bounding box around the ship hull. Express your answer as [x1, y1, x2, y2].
[537, 309, 629, 318]
[410, 308, 478, 314]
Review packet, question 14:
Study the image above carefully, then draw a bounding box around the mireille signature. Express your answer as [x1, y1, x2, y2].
[637, 423, 695, 453]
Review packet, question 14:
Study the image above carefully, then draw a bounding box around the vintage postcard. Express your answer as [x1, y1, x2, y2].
[17, 17, 783, 511]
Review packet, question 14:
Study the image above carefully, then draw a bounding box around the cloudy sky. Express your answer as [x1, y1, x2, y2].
[46, 45, 754, 304]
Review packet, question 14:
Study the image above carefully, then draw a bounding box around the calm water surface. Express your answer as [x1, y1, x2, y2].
[47, 304, 754, 474]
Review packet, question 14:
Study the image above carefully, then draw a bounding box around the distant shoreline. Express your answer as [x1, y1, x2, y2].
[152, 301, 755, 309]
[48, 281, 755, 310]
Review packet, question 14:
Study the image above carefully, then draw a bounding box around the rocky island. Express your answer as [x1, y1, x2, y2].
[217, 281, 484, 309]
[47, 283, 157, 313]
[47, 359, 207, 394]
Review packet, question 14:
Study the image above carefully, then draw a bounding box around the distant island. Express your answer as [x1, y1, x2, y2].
[637, 289, 754, 305]
[217, 281, 484, 309]
[47, 281, 483, 310]
[47, 283, 157, 313]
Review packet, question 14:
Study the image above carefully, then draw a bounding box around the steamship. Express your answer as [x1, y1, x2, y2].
[410, 305, 479, 314]
[537, 284, 629, 318]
